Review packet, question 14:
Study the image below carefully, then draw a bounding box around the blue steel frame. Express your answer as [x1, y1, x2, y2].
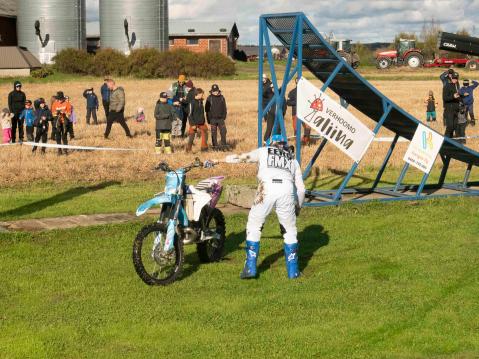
[257, 12, 479, 207]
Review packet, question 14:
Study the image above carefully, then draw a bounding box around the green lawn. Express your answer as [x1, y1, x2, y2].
[1, 197, 479, 358]
[0, 165, 472, 222]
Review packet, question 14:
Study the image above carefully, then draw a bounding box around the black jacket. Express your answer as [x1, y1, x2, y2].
[287, 87, 297, 116]
[443, 82, 460, 112]
[8, 87, 26, 115]
[262, 79, 274, 109]
[205, 93, 227, 122]
[188, 98, 206, 126]
[154, 101, 176, 131]
[34, 106, 53, 132]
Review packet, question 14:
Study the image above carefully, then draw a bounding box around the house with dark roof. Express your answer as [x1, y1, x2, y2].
[169, 21, 239, 57]
[0, 0, 17, 46]
[0, 46, 41, 76]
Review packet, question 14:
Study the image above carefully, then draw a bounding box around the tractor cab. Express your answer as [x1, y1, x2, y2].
[398, 39, 416, 57]
[331, 39, 352, 53]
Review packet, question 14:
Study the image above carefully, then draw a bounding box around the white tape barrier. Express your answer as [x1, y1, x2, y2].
[0, 141, 145, 152]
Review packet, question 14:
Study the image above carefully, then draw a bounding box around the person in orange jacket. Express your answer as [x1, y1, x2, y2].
[51, 91, 72, 155]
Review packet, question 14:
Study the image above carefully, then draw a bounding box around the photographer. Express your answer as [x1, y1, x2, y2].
[442, 72, 461, 140]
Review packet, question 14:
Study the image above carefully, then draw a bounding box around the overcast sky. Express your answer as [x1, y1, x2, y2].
[86, 0, 479, 44]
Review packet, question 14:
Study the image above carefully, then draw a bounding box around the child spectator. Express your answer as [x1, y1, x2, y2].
[167, 91, 182, 138]
[205, 84, 228, 150]
[459, 79, 478, 126]
[32, 98, 53, 153]
[51, 91, 72, 155]
[1, 108, 13, 144]
[136, 107, 146, 122]
[19, 100, 36, 141]
[65, 96, 75, 139]
[424, 90, 438, 122]
[457, 101, 467, 144]
[83, 88, 99, 125]
[154, 92, 176, 154]
[186, 88, 208, 152]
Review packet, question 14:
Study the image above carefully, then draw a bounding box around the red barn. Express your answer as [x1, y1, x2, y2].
[169, 21, 239, 58]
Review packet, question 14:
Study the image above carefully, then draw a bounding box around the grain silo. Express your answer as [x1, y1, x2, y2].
[16, 0, 86, 64]
[100, 0, 162, 54]
[159, 0, 169, 51]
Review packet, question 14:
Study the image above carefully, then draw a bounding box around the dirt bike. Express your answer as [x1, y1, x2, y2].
[132, 158, 226, 286]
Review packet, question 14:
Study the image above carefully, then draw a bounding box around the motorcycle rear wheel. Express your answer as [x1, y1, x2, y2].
[196, 207, 226, 263]
[133, 223, 184, 286]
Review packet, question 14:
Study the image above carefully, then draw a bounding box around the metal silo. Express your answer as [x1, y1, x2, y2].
[100, 0, 160, 54]
[159, 0, 169, 51]
[17, 0, 86, 64]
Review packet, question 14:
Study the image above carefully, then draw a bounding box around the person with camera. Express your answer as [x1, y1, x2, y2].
[442, 72, 462, 140]
[83, 88, 99, 125]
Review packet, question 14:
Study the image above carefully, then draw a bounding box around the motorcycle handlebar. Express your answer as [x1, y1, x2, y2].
[155, 158, 205, 173]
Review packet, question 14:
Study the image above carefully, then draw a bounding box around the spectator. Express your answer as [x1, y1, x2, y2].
[457, 102, 467, 144]
[49, 95, 58, 141]
[424, 90, 438, 122]
[135, 107, 146, 123]
[186, 88, 208, 152]
[83, 88, 99, 125]
[287, 78, 311, 144]
[443, 72, 461, 140]
[169, 74, 189, 137]
[154, 92, 177, 154]
[51, 91, 72, 155]
[7, 81, 26, 143]
[104, 79, 132, 139]
[1, 108, 13, 144]
[100, 78, 111, 120]
[32, 98, 53, 154]
[459, 79, 478, 127]
[440, 69, 455, 126]
[65, 96, 75, 140]
[19, 100, 36, 141]
[205, 84, 228, 150]
[167, 91, 182, 138]
[262, 74, 275, 142]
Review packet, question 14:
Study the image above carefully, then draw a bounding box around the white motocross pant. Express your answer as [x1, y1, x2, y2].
[246, 180, 298, 245]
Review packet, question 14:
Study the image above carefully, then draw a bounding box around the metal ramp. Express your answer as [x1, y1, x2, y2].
[257, 12, 479, 207]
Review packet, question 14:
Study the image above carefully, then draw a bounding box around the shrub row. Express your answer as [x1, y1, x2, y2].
[53, 48, 236, 78]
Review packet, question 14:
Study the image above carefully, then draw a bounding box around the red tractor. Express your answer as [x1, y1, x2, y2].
[376, 39, 424, 69]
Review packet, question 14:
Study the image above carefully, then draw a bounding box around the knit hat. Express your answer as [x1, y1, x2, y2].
[178, 74, 186, 82]
[160, 92, 168, 99]
[185, 80, 194, 88]
[210, 84, 220, 93]
[14, 80, 22, 88]
[25, 100, 32, 105]
[463, 79, 470, 86]
[56, 91, 65, 100]
[451, 72, 459, 79]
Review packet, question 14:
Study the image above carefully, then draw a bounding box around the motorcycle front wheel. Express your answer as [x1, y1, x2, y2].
[132, 223, 184, 286]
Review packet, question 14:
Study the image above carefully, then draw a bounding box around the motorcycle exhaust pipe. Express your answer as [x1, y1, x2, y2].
[182, 227, 198, 245]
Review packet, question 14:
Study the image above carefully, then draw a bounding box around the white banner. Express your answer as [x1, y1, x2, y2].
[297, 77, 375, 163]
[403, 124, 444, 174]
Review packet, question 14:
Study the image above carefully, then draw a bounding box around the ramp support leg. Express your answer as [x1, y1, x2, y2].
[463, 163, 473, 188]
[303, 138, 327, 179]
[438, 156, 450, 187]
[372, 134, 399, 190]
[394, 163, 410, 192]
[416, 172, 430, 197]
[257, 18, 265, 148]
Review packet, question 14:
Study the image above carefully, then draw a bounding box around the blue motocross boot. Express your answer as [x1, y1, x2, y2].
[284, 243, 300, 279]
[240, 241, 260, 279]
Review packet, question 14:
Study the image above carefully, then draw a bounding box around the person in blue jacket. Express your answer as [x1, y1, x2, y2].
[100, 79, 110, 120]
[83, 88, 99, 125]
[19, 100, 36, 141]
[459, 79, 478, 126]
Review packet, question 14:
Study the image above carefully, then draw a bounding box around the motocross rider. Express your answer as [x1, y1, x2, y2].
[235, 134, 306, 279]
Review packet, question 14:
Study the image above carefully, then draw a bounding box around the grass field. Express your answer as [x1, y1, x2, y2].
[1, 197, 479, 358]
